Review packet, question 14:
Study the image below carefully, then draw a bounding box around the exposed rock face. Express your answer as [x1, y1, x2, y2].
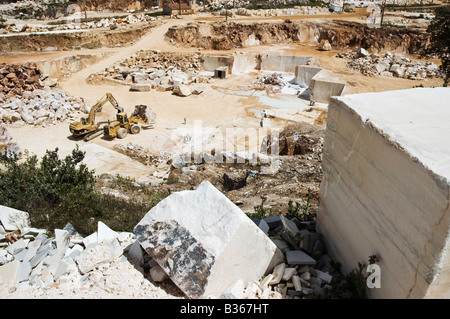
[318, 87, 450, 298]
[134, 181, 283, 298]
[262, 121, 324, 157]
[166, 20, 428, 54]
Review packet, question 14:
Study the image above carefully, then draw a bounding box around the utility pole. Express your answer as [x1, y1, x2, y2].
[83, 0, 87, 23]
[179, 0, 182, 16]
[225, 2, 228, 22]
[380, 0, 387, 27]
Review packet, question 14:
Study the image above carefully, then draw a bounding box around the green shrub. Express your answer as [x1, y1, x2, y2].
[246, 195, 271, 219]
[0, 147, 168, 236]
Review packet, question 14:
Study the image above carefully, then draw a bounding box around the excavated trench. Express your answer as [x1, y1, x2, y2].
[0, 24, 155, 52]
[166, 20, 429, 54]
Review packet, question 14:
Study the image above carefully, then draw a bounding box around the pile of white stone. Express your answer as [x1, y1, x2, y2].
[250, 214, 333, 298]
[251, 72, 303, 94]
[114, 142, 166, 166]
[233, 6, 329, 17]
[0, 205, 178, 298]
[340, 48, 441, 80]
[0, 179, 337, 299]
[0, 13, 157, 35]
[93, 51, 210, 96]
[0, 87, 88, 127]
[0, 0, 46, 18]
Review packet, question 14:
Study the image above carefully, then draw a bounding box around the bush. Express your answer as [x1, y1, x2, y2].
[0, 147, 168, 236]
[424, 5, 450, 86]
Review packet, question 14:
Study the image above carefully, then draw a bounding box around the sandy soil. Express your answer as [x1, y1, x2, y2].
[1, 12, 445, 180]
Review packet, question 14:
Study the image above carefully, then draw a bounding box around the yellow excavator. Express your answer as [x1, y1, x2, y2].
[69, 93, 124, 141]
[103, 104, 155, 139]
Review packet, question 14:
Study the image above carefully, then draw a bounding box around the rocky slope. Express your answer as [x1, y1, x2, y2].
[166, 20, 429, 54]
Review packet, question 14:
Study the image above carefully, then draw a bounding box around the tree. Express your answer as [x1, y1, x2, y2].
[425, 5, 450, 86]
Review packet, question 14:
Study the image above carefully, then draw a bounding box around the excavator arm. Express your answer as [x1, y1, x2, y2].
[82, 93, 124, 125]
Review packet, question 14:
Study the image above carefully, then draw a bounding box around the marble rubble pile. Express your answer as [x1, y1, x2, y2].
[249, 213, 334, 299]
[0, 11, 156, 35]
[1, 87, 88, 127]
[1, 180, 336, 299]
[113, 142, 166, 166]
[135, 180, 335, 299]
[0, 63, 88, 126]
[203, 1, 328, 17]
[92, 50, 210, 96]
[339, 49, 442, 80]
[0, 0, 54, 20]
[251, 72, 302, 94]
[0, 205, 175, 298]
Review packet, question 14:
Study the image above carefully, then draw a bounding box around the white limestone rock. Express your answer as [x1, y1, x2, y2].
[134, 180, 281, 299]
[0, 205, 30, 231]
[127, 240, 145, 266]
[6, 238, 27, 255]
[318, 87, 450, 298]
[286, 250, 316, 266]
[173, 84, 192, 97]
[269, 263, 286, 285]
[97, 221, 118, 243]
[54, 229, 70, 254]
[220, 279, 245, 299]
[74, 240, 123, 274]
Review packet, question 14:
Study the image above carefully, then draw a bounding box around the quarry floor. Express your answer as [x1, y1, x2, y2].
[0, 9, 444, 227]
[0, 8, 447, 299]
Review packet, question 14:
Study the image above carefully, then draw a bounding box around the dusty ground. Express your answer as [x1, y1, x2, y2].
[0, 8, 445, 298]
[1, 8, 444, 210]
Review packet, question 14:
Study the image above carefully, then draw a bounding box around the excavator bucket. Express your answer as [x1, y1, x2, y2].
[131, 105, 156, 124]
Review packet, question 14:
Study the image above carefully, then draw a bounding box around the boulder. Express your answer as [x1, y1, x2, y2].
[0, 205, 30, 231]
[318, 40, 331, 51]
[357, 47, 369, 57]
[173, 84, 191, 97]
[390, 64, 405, 78]
[74, 240, 123, 274]
[129, 83, 152, 92]
[191, 86, 204, 95]
[134, 180, 282, 298]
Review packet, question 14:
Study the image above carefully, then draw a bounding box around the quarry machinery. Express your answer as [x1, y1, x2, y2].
[69, 93, 124, 141]
[103, 104, 155, 139]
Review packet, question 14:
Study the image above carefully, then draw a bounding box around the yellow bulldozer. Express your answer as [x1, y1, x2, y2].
[103, 104, 155, 139]
[69, 93, 124, 141]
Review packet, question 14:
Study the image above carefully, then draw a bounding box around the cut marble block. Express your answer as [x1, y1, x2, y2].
[317, 87, 450, 298]
[134, 181, 283, 299]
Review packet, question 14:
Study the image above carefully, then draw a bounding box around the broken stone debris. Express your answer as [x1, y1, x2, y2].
[318, 40, 331, 51]
[250, 72, 302, 94]
[338, 50, 442, 79]
[0, 205, 174, 298]
[91, 50, 210, 96]
[1, 178, 333, 299]
[1, 64, 88, 127]
[0, 7, 158, 35]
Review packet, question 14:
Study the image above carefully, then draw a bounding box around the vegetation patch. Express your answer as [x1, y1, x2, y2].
[0, 147, 169, 236]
